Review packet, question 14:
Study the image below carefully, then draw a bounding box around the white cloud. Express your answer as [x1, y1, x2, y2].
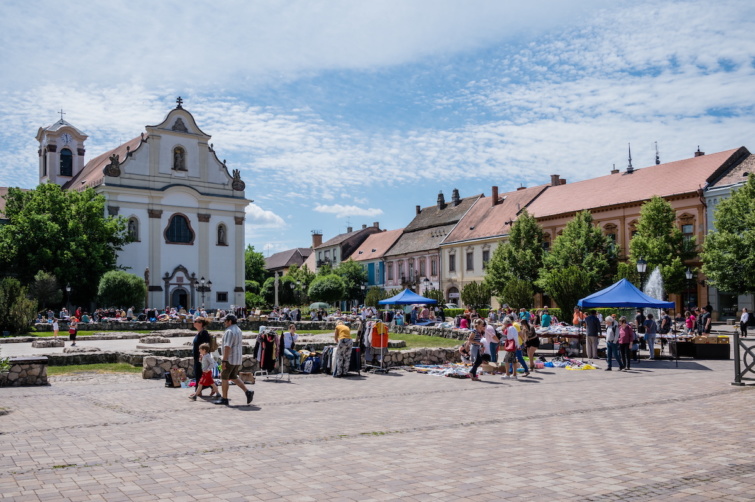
[245, 203, 286, 228]
[314, 204, 384, 218]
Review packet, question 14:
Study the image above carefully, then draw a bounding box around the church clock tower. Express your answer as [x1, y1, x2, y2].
[35, 112, 88, 186]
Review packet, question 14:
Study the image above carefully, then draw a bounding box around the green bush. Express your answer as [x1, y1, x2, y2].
[0, 278, 37, 335]
[97, 271, 147, 309]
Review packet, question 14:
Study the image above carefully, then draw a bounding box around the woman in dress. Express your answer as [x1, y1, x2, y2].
[191, 317, 212, 385]
[523, 318, 540, 372]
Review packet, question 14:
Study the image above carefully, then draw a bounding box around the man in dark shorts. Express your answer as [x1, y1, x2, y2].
[214, 314, 254, 406]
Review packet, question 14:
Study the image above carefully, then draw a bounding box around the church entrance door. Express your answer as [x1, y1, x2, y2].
[171, 288, 188, 310]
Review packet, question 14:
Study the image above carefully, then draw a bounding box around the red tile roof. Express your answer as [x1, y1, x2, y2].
[63, 135, 146, 191]
[351, 229, 403, 261]
[444, 185, 549, 243]
[527, 148, 749, 218]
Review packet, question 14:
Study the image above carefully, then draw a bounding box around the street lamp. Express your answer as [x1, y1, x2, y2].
[685, 268, 693, 309]
[636, 258, 647, 290]
[65, 283, 71, 313]
[423, 277, 431, 295]
[196, 276, 211, 310]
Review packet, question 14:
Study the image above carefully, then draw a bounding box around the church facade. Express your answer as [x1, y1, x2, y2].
[35, 100, 250, 310]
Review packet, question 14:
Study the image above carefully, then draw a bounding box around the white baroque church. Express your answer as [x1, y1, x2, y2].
[35, 99, 250, 310]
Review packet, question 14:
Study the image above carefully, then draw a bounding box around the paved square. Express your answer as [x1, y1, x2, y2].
[2, 359, 755, 501]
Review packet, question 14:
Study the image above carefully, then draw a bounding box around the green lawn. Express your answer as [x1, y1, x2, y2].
[388, 333, 461, 349]
[47, 363, 142, 376]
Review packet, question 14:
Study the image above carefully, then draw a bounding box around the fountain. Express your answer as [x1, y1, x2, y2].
[643, 267, 664, 321]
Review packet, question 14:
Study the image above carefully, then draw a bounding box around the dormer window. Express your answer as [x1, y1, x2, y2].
[60, 148, 73, 176]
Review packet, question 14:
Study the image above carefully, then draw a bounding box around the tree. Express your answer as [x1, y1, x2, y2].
[537, 210, 616, 313]
[245, 291, 266, 309]
[423, 288, 445, 304]
[285, 264, 316, 304]
[364, 286, 388, 307]
[484, 209, 544, 295]
[335, 259, 368, 304]
[0, 278, 37, 334]
[539, 266, 591, 316]
[244, 245, 267, 284]
[308, 274, 346, 304]
[245, 280, 261, 295]
[460, 281, 492, 308]
[28, 270, 63, 309]
[97, 271, 147, 309]
[0, 184, 129, 304]
[498, 278, 534, 309]
[261, 275, 295, 306]
[702, 175, 755, 295]
[628, 196, 694, 294]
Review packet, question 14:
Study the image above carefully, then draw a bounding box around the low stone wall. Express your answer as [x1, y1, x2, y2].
[142, 347, 460, 379]
[388, 324, 468, 341]
[31, 320, 341, 333]
[42, 351, 148, 367]
[1, 357, 48, 386]
[31, 339, 65, 348]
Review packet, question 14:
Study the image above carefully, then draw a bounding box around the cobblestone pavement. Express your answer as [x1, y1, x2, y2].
[2, 358, 754, 501]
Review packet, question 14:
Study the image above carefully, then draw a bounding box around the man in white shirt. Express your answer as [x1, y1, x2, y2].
[214, 315, 254, 406]
[741, 308, 750, 338]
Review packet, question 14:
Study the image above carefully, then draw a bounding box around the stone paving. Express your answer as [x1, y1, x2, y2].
[1, 357, 754, 501]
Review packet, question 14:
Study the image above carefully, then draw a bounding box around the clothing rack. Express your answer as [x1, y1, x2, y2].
[365, 320, 390, 374]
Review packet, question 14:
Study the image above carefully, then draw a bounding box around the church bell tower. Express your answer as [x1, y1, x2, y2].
[35, 111, 88, 187]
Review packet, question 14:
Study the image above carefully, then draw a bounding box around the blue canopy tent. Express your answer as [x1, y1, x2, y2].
[578, 278, 674, 308]
[378, 288, 438, 305]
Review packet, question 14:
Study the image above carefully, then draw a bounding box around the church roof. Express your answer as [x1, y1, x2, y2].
[527, 147, 749, 219]
[707, 151, 755, 189]
[62, 135, 146, 191]
[41, 119, 86, 136]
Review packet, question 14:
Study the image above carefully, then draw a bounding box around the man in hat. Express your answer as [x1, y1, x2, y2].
[214, 314, 254, 406]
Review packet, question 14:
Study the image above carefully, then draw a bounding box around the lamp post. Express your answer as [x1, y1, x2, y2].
[360, 284, 366, 307]
[685, 268, 693, 310]
[196, 276, 211, 310]
[65, 283, 71, 313]
[423, 277, 431, 296]
[636, 258, 647, 290]
[290, 282, 296, 306]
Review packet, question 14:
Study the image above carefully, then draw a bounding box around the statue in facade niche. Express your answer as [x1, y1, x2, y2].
[173, 147, 186, 171]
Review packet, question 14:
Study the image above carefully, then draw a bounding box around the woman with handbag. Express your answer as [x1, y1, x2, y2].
[618, 316, 635, 371]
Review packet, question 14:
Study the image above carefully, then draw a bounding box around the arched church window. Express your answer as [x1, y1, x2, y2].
[172, 146, 186, 171]
[165, 214, 195, 244]
[60, 148, 73, 176]
[128, 217, 139, 242]
[217, 223, 227, 246]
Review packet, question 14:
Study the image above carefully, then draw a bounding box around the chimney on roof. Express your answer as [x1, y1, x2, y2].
[416, 205, 421, 215]
[437, 191, 446, 210]
[373, 222, 379, 228]
[560, 179, 567, 185]
[655, 141, 660, 165]
[362, 224, 367, 229]
[347, 226, 353, 233]
[491, 186, 499, 207]
[550, 174, 561, 186]
[695, 146, 705, 157]
[611, 163, 620, 174]
[311, 230, 323, 248]
[451, 188, 460, 206]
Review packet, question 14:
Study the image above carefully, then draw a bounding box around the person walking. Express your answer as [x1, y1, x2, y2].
[524, 317, 540, 371]
[192, 317, 212, 385]
[741, 308, 750, 338]
[214, 314, 254, 406]
[332, 320, 353, 377]
[643, 313, 658, 360]
[584, 310, 601, 359]
[467, 319, 486, 381]
[501, 317, 519, 380]
[52, 318, 59, 339]
[485, 320, 500, 364]
[618, 316, 635, 371]
[604, 316, 623, 371]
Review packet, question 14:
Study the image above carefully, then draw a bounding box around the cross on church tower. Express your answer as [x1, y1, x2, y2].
[58, 109, 66, 122]
[176, 96, 183, 109]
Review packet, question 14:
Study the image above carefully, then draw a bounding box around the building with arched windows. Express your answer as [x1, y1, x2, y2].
[32, 101, 250, 310]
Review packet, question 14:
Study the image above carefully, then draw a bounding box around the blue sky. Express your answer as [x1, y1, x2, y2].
[1, 0, 754, 257]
